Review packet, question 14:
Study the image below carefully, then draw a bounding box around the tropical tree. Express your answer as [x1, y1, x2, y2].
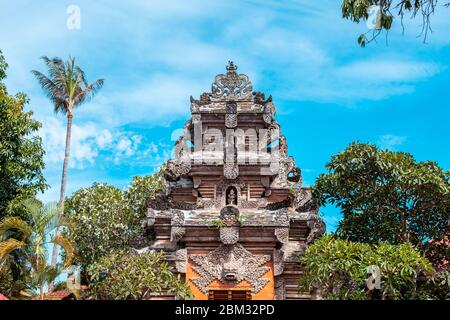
[32, 56, 104, 271]
[64, 173, 164, 281]
[313, 142, 450, 268]
[300, 235, 435, 299]
[64, 183, 138, 275]
[341, 0, 450, 46]
[0, 200, 75, 299]
[0, 50, 46, 222]
[88, 250, 192, 300]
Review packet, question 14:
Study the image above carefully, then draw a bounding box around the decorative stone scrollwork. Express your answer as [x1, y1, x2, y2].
[220, 227, 239, 244]
[274, 278, 286, 300]
[225, 114, 237, 128]
[211, 61, 253, 100]
[191, 114, 201, 124]
[253, 91, 272, 106]
[170, 210, 185, 242]
[292, 188, 317, 212]
[219, 206, 240, 244]
[287, 167, 302, 183]
[226, 100, 237, 113]
[196, 198, 221, 209]
[272, 156, 296, 187]
[224, 162, 239, 179]
[274, 209, 290, 244]
[175, 249, 187, 273]
[239, 198, 268, 209]
[189, 243, 271, 294]
[165, 159, 191, 181]
[190, 92, 211, 107]
[263, 101, 276, 124]
[273, 249, 285, 276]
[306, 214, 326, 244]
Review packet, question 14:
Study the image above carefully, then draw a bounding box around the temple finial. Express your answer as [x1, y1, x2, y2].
[226, 61, 237, 72]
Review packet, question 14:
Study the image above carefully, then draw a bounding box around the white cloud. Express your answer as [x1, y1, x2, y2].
[337, 60, 442, 82]
[39, 116, 170, 168]
[378, 134, 407, 150]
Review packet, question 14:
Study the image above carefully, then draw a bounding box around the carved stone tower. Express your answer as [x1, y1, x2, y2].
[144, 62, 325, 300]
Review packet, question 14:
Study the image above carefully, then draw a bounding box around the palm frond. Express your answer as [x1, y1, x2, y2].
[53, 235, 75, 268]
[39, 202, 61, 232]
[0, 239, 26, 263]
[31, 69, 68, 114]
[41, 56, 67, 88]
[75, 66, 88, 87]
[0, 216, 32, 241]
[73, 78, 104, 107]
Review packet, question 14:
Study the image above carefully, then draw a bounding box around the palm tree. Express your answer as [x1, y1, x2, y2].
[0, 200, 74, 299]
[32, 57, 103, 275]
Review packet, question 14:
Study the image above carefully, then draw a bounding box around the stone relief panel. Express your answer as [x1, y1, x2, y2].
[189, 243, 271, 294]
[175, 248, 187, 274]
[170, 209, 185, 242]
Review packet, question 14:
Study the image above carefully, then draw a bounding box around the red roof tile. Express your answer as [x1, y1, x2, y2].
[0, 293, 9, 300]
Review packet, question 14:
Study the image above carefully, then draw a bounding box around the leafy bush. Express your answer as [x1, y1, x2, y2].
[124, 170, 165, 219]
[300, 235, 435, 300]
[64, 173, 165, 279]
[64, 183, 140, 269]
[88, 250, 192, 300]
[313, 142, 450, 268]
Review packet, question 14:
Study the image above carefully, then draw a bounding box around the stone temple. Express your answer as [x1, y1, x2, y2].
[143, 62, 325, 300]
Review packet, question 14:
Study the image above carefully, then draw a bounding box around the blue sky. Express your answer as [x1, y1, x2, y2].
[1, 0, 449, 231]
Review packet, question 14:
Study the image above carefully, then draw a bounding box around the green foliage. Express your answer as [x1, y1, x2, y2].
[300, 235, 434, 299]
[342, 0, 448, 46]
[0, 51, 47, 222]
[207, 218, 224, 229]
[64, 183, 139, 269]
[88, 250, 192, 300]
[414, 270, 450, 300]
[313, 142, 450, 267]
[0, 200, 74, 299]
[32, 56, 104, 115]
[64, 173, 164, 271]
[124, 169, 165, 219]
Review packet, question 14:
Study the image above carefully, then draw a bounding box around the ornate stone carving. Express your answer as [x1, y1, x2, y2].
[196, 198, 221, 209]
[274, 209, 290, 244]
[189, 244, 271, 294]
[306, 214, 325, 244]
[292, 188, 317, 212]
[265, 198, 291, 210]
[219, 206, 240, 244]
[253, 91, 272, 106]
[191, 114, 201, 123]
[273, 249, 285, 276]
[287, 167, 302, 183]
[226, 100, 237, 113]
[175, 249, 187, 273]
[263, 101, 276, 123]
[225, 114, 237, 128]
[220, 227, 239, 244]
[165, 159, 191, 181]
[272, 156, 296, 188]
[274, 278, 285, 300]
[224, 162, 239, 179]
[239, 198, 268, 209]
[190, 92, 211, 106]
[211, 61, 253, 100]
[170, 210, 185, 242]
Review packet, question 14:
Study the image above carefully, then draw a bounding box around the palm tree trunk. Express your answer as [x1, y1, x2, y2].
[49, 112, 73, 290]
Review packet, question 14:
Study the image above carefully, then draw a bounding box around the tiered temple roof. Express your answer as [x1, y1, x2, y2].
[144, 62, 325, 300]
